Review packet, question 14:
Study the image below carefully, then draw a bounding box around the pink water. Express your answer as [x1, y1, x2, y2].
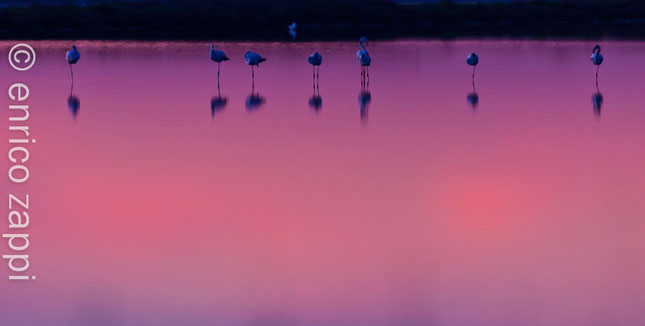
[2, 40, 645, 326]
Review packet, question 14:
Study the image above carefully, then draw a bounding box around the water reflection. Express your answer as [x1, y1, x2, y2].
[308, 82, 322, 112]
[210, 84, 228, 118]
[72, 287, 126, 326]
[67, 83, 80, 119]
[467, 83, 479, 111]
[246, 84, 266, 111]
[359, 86, 371, 124]
[4, 40, 645, 326]
[592, 86, 603, 118]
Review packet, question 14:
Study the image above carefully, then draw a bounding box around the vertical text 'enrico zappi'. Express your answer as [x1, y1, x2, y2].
[5, 43, 37, 281]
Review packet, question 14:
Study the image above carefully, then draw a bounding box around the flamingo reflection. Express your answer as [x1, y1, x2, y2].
[309, 83, 322, 112]
[67, 94, 80, 119]
[210, 84, 228, 118]
[467, 82, 479, 111]
[592, 86, 603, 118]
[359, 84, 371, 124]
[67, 81, 80, 119]
[246, 84, 266, 111]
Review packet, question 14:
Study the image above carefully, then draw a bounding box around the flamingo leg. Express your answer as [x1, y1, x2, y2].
[69, 64, 74, 89]
[596, 65, 599, 87]
[472, 66, 476, 85]
[367, 66, 370, 87]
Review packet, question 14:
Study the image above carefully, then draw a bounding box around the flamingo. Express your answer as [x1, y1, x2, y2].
[66, 45, 80, 79]
[591, 45, 604, 86]
[357, 37, 371, 85]
[308, 52, 322, 83]
[209, 44, 229, 80]
[467, 52, 479, 84]
[288, 22, 297, 30]
[244, 51, 266, 81]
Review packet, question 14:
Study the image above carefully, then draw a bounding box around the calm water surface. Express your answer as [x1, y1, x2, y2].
[2, 40, 645, 326]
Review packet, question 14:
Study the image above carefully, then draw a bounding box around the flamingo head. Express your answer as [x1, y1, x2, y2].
[359, 37, 369, 46]
[210, 44, 214, 49]
[72, 45, 77, 51]
[593, 45, 601, 54]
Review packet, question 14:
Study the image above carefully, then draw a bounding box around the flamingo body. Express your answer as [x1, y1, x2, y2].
[466, 52, 479, 66]
[308, 52, 322, 66]
[66, 45, 80, 64]
[245, 51, 266, 66]
[210, 45, 229, 63]
[357, 36, 371, 66]
[357, 49, 371, 66]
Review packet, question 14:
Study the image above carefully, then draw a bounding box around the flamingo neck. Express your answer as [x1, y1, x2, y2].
[360, 41, 366, 52]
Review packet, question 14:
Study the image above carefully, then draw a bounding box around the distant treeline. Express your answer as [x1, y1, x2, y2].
[1, 0, 645, 39]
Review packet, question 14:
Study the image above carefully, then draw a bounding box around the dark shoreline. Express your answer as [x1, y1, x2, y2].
[2, 0, 645, 40]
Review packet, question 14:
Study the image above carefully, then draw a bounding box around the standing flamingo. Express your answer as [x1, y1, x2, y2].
[308, 52, 322, 84]
[209, 44, 229, 81]
[244, 51, 266, 82]
[591, 45, 604, 86]
[66, 45, 80, 80]
[357, 37, 371, 86]
[467, 52, 479, 84]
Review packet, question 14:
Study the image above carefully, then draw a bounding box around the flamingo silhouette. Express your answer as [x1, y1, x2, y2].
[591, 45, 604, 87]
[357, 37, 371, 86]
[209, 44, 229, 81]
